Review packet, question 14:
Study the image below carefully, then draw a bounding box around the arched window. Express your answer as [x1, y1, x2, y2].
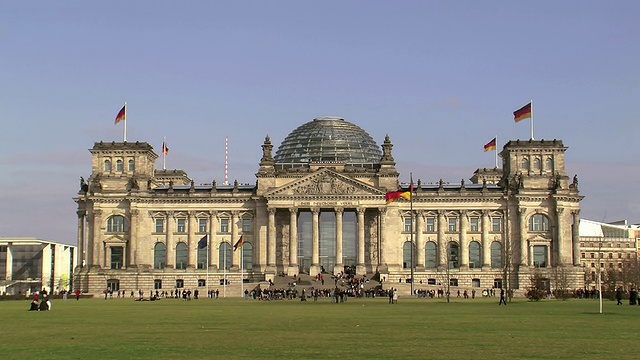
[545, 158, 553, 172]
[447, 242, 459, 269]
[154, 243, 166, 269]
[521, 157, 529, 170]
[468, 241, 481, 269]
[128, 159, 135, 172]
[491, 241, 503, 269]
[106, 215, 125, 233]
[425, 242, 437, 269]
[197, 243, 207, 270]
[104, 159, 112, 172]
[529, 214, 549, 232]
[402, 241, 413, 269]
[219, 242, 231, 270]
[533, 157, 541, 170]
[175, 242, 188, 269]
[242, 242, 253, 270]
[116, 159, 123, 172]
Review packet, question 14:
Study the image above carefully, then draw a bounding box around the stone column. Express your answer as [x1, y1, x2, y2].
[188, 211, 197, 268]
[460, 210, 468, 268]
[76, 210, 85, 269]
[166, 211, 175, 269]
[209, 211, 217, 269]
[437, 210, 446, 268]
[231, 211, 240, 269]
[92, 210, 102, 268]
[481, 210, 490, 268]
[519, 208, 528, 266]
[267, 207, 276, 269]
[5, 243, 12, 281]
[378, 208, 387, 268]
[556, 207, 564, 266]
[129, 209, 138, 268]
[334, 207, 344, 274]
[86, 211, 94, 267]
[356, 207, 366, 274]
[311, 207, 320, 268]
[416, 211, 425, 269]
[288, 208, 298, 275]
[572, 210, 581, 266]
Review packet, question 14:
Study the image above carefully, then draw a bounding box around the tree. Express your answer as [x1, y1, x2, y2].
[550, 266, 571, 300]
[526, 269, 547, 301]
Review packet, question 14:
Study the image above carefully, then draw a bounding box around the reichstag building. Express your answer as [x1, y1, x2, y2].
[74, 116, 584, 294]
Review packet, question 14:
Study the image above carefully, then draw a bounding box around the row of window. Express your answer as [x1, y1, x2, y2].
[520, 156, 554, 172]
[583, 262, 626, 269]
[580, 242, 634, 248]
[581, 252, 634, 259]
[403, 214, 550, 233]
[104, 159, 135, 173]
[105, 215, 252, 234]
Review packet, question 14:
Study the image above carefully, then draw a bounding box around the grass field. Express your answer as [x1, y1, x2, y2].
[1, 296, 638, 359]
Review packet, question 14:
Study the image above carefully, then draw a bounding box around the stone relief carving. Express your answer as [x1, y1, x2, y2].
[292, 174, 359, 195]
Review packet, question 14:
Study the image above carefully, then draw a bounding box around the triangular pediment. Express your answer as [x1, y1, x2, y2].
[265, 168, 385, 198]
[103, 235, 127, 244]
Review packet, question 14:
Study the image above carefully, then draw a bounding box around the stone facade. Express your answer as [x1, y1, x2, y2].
[74, 122, 584, 295]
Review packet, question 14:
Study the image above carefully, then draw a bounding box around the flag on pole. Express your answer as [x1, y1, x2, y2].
[198, 235, 208, 249]
[385, 190, 411, 204]
[162, 139, 169, 155]
[233, 235, 244, 251]
[513, 102, 532, 123]
[483, 137, 497, 152]
[114, 104, 126, 124]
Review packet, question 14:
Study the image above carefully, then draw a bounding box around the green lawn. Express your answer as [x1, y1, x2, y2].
[2, 296, 638, 359]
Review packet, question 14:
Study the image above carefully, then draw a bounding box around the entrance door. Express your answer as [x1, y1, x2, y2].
[299, 257, 311, 274]
[319, 256, 335, 274]
[106, 279, 120, 292]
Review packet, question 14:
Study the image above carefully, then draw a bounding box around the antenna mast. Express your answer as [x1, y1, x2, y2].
[223, 136, 229, 186]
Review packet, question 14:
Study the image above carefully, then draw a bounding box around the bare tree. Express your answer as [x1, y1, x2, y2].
[526, 269, 547, 301]
[551, 266, 571, 300]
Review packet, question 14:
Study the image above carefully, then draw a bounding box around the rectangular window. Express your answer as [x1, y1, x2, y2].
[220, 218, 229, 233]
[533, 245, 547, 268]
[469, 217, 479, 232]
[177, 219, 186, 233]
[404, 217, 412, 233]
[493, 278, 503, 289]
[427, 278, 436, 285]
[154, 279, 162, 290]
[448, 218, 457, 232]
[491, 218, 502, 232]
[155, 219, 164, 233]
[426, 217, 435, 232]
[198, 219, 207, 233]
[110, 247, 123, 269]
[198, 279, 206, 287]
[175, 279, 184, 288]
[242, 218, 251, 233]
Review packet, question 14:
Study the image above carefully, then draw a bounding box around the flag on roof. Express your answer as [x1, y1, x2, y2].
[114, 104, 126, 124]
[483, 137, 497, 152]
[162, 139, 169, 155]
[385, 190, 411, 204]
[233, 236, 243, 251]
[513, 102, 532, 123]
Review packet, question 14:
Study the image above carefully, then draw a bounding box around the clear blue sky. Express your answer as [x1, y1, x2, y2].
[1, 1, 639, 245]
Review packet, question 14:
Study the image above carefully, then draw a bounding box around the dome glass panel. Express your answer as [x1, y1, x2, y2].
[274, 117, 382, 164]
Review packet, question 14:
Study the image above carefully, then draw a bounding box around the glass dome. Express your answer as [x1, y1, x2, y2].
[274, 116, 382, 164]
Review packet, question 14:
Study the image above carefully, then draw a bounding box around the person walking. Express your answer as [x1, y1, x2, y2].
[616, 287, 623, 305]
[499, 288, 507, 305]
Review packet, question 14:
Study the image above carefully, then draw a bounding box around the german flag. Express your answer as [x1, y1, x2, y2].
[513, 102, 532, 123]
[385, 190, 411, 204]
[114, 104, 126, 124]
[483, 137, 496, 152]
[233, 236, 244, 251]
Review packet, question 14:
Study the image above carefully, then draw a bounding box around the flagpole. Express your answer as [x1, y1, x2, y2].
[163, 136, 167, 170]
[494, 135, 498, 168]
[206, 239, 209, 298]
[530, 99, 534, 140]
[223, 244, 227, 298]
[123, 101, 127, 142]
[241, 238, 244, 299]
[410, 173, 415, 298]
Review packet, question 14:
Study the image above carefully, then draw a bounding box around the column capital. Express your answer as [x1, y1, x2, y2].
[311, 207, 320, 214]
[518, 208, 527, 216]
[356, 207, 365, 215]
[130, 209, 139, 217]
[437, 209, 445, 216]
[334, 207, 344, 214]
[571, 209, 581, 216]
[289, 207, 298, 214]
[93, 209, 102, 217]
[378, 207, 387, 215]
[482, 209, 490, 216]
[210, 210, 218, 218]
[268, 207, 277, 215]
[77, 210, 86, 218]
[557, 207, 565, 214]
